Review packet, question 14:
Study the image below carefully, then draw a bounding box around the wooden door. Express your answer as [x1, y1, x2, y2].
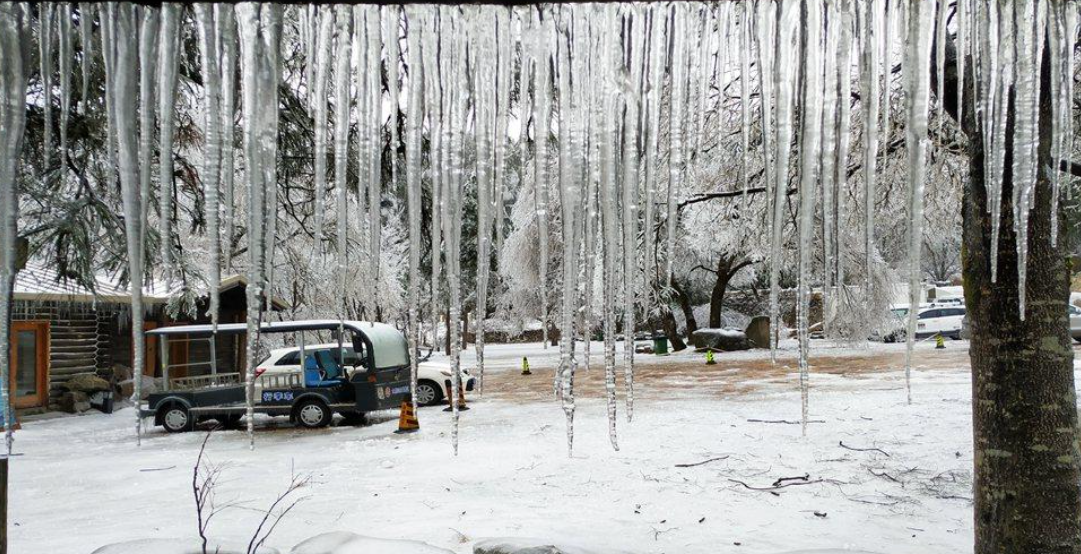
[143, 321, 159, 377]
[11, 322, 49, 409]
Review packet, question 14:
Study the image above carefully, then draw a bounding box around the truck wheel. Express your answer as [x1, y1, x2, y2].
[415, 380, 443, 406]
[161, 404, 193, 433]
[294, 399, 332, 429]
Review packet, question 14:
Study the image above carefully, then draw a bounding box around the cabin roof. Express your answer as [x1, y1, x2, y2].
[13, 261, 289, 310]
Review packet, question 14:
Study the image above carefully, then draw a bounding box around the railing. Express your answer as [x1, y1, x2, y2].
[258, 371, 303, 389]
[169, 372, 242, 391]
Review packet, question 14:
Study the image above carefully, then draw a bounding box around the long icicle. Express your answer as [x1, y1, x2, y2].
[902, 0, 935, 405]
[158, 4, 180, 278]
[136, 5, 158, 284]
[39, 3, 54, 170]
[796, 0, 822, 436]
[534, 7, 552, 352]
[404, 5, 424, 412]
[620, 5, 645, 423]
[598, 2, 620, 451]
[220, 6, 238, 272]
[667, 3, 687, 287]
[860, 0, 881, 295]
[0, 3, 31, 456]
[472, 8, 495, 409]
[57, 3, 72, 158]
[769, 0, 800, 362]
[77, 3, 92, 115]
[312, 7, 333, 256]
[108, 4, 147, 446]
[195, 5, 223, 331]
[332, 6, 352, 331]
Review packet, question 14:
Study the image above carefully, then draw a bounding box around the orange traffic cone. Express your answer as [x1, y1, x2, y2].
[394, 397, 419, 434]
[443, 380, 470, 412]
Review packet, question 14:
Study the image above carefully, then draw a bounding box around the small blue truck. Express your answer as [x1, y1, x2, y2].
[139, 320, 413, 432]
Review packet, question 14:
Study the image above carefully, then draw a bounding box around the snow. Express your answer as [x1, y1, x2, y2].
[293, 532, 452, 554]
[8, 340, 999, 553]
[90, 539, 279, 554]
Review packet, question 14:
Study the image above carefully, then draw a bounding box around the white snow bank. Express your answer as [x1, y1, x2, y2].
[774, 551, 880, 554]
[291, 532, 453, 554]
[91, 538, 279, 554]
[473, 537, 633, 554]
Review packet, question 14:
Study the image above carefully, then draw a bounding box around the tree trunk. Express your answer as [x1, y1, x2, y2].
[960, 42, 1081, 554]
[658, 310, 686, 352]
[708, 256, 750, 329]
[671, 278, 698, 337]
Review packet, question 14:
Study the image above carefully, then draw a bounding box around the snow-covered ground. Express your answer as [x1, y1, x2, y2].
[8, 339, 1048, 553]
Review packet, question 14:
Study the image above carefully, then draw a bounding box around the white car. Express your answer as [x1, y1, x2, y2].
[883, 305, 966, 341]
[257, 344, 474, 406]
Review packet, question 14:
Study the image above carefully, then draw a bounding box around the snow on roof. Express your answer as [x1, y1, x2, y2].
[13, 260, 288, 308]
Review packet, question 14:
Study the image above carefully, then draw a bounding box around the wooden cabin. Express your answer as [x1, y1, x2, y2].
[11, 262, 286, 414]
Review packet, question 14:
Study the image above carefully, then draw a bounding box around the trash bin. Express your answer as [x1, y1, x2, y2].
[652, 334, 669, 355]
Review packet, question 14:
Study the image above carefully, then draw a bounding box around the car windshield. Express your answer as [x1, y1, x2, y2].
[891, 308, 908, 318]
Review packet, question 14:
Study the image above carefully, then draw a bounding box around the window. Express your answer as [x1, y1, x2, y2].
[920, 310, 941, 319]
[275, 351, 299, 366]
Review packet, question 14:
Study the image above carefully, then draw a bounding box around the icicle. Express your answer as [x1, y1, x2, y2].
[261, 7, 283, 316]
[667, 4, 687, 287]
[903, 0, 935, 405]
[796, 0, 823, 435]
[555, 5, 581, 455]
[859, 0, 881, 294]
[692, 5, 714, 163]
[533, 8, 551, 351]
[157, 3, 180, 278]
[236, 2, 283, 450]
[1011, 0, 1041, 319]
[740, 1, 753, 195]
[598, 3, 620, 452]
[820, 1, 840, 319]
[332, 6, 352, 327]
[421, 7, 442, 349]
[0, 3, 30, 456]
[77, 3, 92, 115]
[956, 0, 967, 123]
[1065, 5, 1078, 205]
[472, 8, 496, 406]
[492, 7, 512, 284]
[879, 0, 892, 154]
[39, 3, 54, 170]
[620, 5, 645, 423]
[305, 4, 316, 108]
[57, 3, 72, 157]
[988, 2, 1013, 283]
[934, 0, 948, 121]
[137, 6, 158, 275]
[769, 0, 800, 362]
[220, 6, 237, 272]
[642, 5, 666, 295]
[834, 0, 855, 290]
[108, 4, 147, 446]
[312, 7, 333, 254]
[195, 5, 223, 330]
[404, 6, 424, 411]
[433, 8, 467, 455]
[756, 0, 776, 329]
[379, 5, 400, 304]
[365, 6, 382, 313]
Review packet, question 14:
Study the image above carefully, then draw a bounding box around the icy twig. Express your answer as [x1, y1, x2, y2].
[839, 440, 891, 457]
[674, 456, 730, 468]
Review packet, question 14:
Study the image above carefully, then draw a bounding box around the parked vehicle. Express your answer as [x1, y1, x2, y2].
[257, 344, 474, 407]
[882, 305, 966, 342]
[140, 320, 414, 433]
[962, 304, 1081, 342]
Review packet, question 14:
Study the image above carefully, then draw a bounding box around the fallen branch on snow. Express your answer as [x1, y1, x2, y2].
[747, 418, 825, 425]
[840, 441, 891, 457]
[674, 456, 730, 468]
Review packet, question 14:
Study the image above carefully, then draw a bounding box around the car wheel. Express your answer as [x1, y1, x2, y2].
[415, 380, 443, 407]
[161, 404, 193, 433]
[294, 399, 332, 429]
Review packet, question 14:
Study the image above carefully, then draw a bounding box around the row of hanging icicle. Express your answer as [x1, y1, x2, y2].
[0, 1, 1078, 455]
